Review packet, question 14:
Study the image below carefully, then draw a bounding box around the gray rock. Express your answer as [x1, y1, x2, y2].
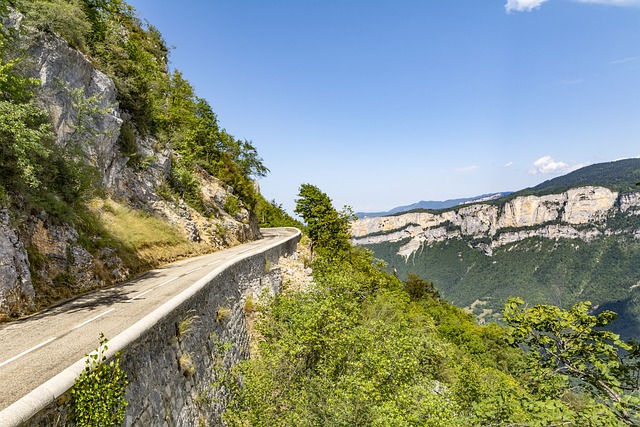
[0, 210, 35, 317]
[26, 32, 126, 188]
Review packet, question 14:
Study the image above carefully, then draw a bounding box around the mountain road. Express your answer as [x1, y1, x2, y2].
[0, 227, 299, 414]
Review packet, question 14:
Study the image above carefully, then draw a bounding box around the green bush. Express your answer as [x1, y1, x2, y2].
[71, 334, 128, 427]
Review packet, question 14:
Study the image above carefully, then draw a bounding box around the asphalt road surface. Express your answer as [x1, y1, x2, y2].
[0, 227, 298, 411]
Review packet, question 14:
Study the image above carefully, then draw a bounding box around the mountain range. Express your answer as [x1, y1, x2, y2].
[352, 158, 640, 339]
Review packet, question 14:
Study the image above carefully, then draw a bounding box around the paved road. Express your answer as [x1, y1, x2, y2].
[0, 227, 298, 412]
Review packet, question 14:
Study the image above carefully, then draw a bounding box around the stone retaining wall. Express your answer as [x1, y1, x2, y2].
[19, 229, 300, 426]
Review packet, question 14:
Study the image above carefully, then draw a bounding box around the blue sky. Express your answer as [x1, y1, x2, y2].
[127, 0, 640, 213]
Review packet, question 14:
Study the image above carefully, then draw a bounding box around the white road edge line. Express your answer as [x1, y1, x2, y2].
[157, 277, 178, 287]
[0, 337, 57, 369]
[72, 308, 115, 330]
[129, 288, 155, 302]
[185, 266, 204, 274]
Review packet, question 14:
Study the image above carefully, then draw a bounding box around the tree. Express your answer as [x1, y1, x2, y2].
[0, 14, 53, 198]
[504, 297, 640, 425]
[294, 183, 353, 258]
[403, 273, 441, 301]
[15, 0, 92, 52]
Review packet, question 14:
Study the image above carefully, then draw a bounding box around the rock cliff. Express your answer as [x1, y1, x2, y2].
[352, 186, 640, 258]
[0, 15, 260, 319]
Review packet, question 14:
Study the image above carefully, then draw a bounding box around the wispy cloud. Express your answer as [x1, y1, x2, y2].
[574, 0, 640, 5]
[505, 0, 548, 12]
[529, 155, 585, 175]
[611, 56, 639, 64]
[504, 162, 514, 167]
[506, 0, 640, 12]
[560, 79, 586, 85]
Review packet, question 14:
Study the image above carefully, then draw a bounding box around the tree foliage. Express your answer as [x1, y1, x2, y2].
[223, 222, 634, 426]
[255, 195, 304, 229]
[505, 298, 640, 425]
[294, 183, 353, 258]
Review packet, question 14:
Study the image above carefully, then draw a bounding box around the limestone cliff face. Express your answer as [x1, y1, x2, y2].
[352, 186, 638, 258]
[0, 18, 260, 318]
[27, 31, 126, 188]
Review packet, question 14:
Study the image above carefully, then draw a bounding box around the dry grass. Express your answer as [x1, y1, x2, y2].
[178, 352, 196, 377]
[216, 306, 231, 323]
[89, 198, 208, 266]
[177, 310, 200, 339]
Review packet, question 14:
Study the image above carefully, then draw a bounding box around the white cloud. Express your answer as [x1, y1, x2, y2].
[504, 162, 514, 167]
[529, 155, 585, 175]
[506, 0, 640, 12]
[560, 79, 586, 85]
[612, 56, 639, 64]
[505, 0, 549, 12]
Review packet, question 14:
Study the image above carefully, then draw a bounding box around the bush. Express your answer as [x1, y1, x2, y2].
[71, 334, 128, 427]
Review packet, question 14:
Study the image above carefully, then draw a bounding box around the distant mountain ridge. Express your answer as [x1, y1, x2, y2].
[514, 157, 640, 197]
[355, 192, 512, 218]
[351, 158, 640, 340]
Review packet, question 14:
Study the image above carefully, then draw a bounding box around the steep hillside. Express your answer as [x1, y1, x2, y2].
[515, 158, 640, 197]
[352, 160, 640, 339]
[227, 184, 640, 427]
[0, 1, 293, 319]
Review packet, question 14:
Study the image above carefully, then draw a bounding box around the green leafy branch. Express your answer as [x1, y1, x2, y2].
[504, 298, 640, 425]
[70, 333, 128, 427]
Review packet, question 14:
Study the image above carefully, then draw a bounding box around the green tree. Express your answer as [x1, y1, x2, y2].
[255, 195, 304, 229]
[294, 183, 353, 258]
[504, 297, 640, 425]
[403, 273, 441, 301]
[15, 0, 92, 52]
[0, 12, 53, 199]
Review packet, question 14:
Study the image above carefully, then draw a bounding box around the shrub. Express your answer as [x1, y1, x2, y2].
[71, 333, 128, 427]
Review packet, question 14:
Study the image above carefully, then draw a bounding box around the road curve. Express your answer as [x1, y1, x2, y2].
[0, 227, 300, 421]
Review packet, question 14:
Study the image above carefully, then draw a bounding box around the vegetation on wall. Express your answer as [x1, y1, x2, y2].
[70, 334, 128, 427]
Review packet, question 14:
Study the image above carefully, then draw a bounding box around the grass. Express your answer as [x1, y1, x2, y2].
[178, 352, 196, 377]
[177, 310, 200, 339]
[243, 294, 258, 315]
[88, 198, 208, 266]
[216, 306, 231, 323]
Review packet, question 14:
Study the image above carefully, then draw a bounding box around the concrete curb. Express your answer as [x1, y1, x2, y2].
[0, 227, 301, 427]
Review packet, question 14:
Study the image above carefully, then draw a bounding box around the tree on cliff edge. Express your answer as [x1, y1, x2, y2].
[294, 183, 353, 259]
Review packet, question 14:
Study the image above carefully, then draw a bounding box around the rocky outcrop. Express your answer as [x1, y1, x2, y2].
[352, 186, 640, 258]
[0, 16, 260, 318]
[0, 210, 34, 319]
[26, 31, 126, 188]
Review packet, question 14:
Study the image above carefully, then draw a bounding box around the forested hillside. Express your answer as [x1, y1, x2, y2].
[514, 158, 640, 198]
[224, 184, 640, 426]
[0, 0, 298, 318]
